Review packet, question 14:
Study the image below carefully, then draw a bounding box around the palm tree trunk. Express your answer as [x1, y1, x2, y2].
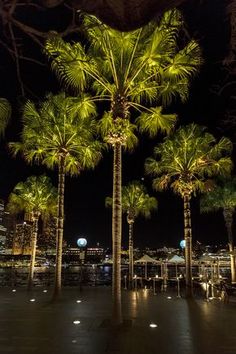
[183, 193, 193, 298]
[128, 221, 134, 288]
[112, 142, 122, 325]
[27, 215, 39, 291]
[223, 209, 236, 284]
[53, 156, 65, 299]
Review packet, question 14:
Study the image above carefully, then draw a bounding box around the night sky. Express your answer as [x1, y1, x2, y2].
[0, 0, 234, 249]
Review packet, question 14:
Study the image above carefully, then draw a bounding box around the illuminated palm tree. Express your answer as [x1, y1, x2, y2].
[145, 124, 232, 297]
[45, 9, 201, 322]
[200, 177, 236, 284]
[7, 175, 57, 290]
[9, 92, 102, 298]
[0, 97, 11, 136]
[106, 181, 157, 286]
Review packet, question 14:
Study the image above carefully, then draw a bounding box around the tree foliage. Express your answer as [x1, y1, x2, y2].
[106, 180, 157, 222]
[7, 174, 57, 217]
[9, 92, 102, 173]
[45, 9, 202, 146]
[145, 123, 233, 197]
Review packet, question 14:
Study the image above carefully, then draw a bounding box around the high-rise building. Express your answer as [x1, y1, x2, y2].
[37, 216, 56, 253]
[0, 200, 7, 253]
[12, 221, 32, 255]
[3, 211, 16, 251]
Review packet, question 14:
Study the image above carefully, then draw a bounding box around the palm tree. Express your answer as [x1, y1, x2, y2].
[9, 92, 102, 298]
[0, 97, 11, 136]
[7, 175, 57, 290]
[200, 177, 236, 284]
[145, 123, 233, 297]
[45, 9, 201, 323]
[106, 181, 157, 287]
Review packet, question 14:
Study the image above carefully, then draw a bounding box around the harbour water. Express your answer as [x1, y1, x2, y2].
[0, 263, 231, 287]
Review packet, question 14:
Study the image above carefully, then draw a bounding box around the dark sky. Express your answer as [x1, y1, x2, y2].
[0, 0, 234, 249]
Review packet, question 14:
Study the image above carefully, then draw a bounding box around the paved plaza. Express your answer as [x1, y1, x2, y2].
[0, 286, 236, 354]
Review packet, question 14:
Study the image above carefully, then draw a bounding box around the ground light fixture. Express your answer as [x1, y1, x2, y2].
[30, 298, 35, 302]
[167, 296, 172, 300]
[73, 320, 81, 325]
[43, 289, 47, 293]
[12, 289, 16, 292]
[149, 323, 158, 328]
[76, 300, 82, 303]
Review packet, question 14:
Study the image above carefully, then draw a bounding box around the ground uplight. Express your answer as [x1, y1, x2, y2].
[149, 323, 158, 328]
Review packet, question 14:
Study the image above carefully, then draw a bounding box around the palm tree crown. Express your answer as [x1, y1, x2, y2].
[200, 178, 236, 214]
[146, 123, 233, 197]
[9, 92, 102, 172]
[45, 9, 202, 142]
[106, 180, 157, 223]
[7, 175, 57, 217]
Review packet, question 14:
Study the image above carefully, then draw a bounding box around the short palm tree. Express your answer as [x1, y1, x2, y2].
[106, 181, 157, 287]
[45, 9, 201, 323]
[200, 177, 236, 283]
[7, 175, 57, 290]
[0, 97, 11, 136]
[9, 92, 102, 298]
[145, 123, 233, 297]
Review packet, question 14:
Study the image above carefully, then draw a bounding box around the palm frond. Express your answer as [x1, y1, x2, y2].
[0, 98, 11, 136]
[136, 107, 177, 137]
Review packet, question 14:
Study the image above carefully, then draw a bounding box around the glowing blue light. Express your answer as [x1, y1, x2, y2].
[77, 238, 87, 248]
[180, 240, 186, 249]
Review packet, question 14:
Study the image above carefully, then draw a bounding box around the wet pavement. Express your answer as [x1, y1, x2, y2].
[0, 286, 236, 354]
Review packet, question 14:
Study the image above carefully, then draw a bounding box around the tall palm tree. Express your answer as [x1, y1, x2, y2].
[45, 9, 201, 323]
[9, 92, 102, 298]
[106, 181, 157, 287]
[200, 177, 236, 284]
[145, 123, 233, 297]
[7, 175, 57, 290]
[0, 97, 11, 136]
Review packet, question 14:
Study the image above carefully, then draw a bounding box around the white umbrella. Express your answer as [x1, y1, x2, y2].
[134, 255, 158, 278]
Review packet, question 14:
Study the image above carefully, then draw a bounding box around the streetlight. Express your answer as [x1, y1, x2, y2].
[124, 275, 127, 290]
[77, 237, 87, 290]
[206, 279, 209, 301]
[134, 274, 137, 292]
[177, 275, 182, 298]
[153, 274, 158, 295]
